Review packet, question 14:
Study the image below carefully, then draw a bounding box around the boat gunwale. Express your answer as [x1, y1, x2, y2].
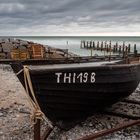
[28, 62, 140, 73]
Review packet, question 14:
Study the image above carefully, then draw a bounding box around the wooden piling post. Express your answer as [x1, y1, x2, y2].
[125, 46, 128, 57]
[93, 41, 95, 49]
[103, 41, 106, 57]
[115, 45, 117, 53]
[122, 45, 125, 53]
[109, 45, 112, 61]
[113, 45, 115, 53]
[122, 45, 125, 58]
[97, 41, 99, 50]
[90, 49, 93, 56]
[34, 119, 53, 140]
[122, 42, 125, 54]
[109, 41, 111, 48]
[115, 42, 118, 52]
[86, 41, 88, 48]
[80, 41, 83, 48]
[101, 41, 103, 51]
[134, 44, 137, 57]
[88, 41, 90, 49]
[109, 41, 111, 52]
[90, 41, 92, 48]
[106, 45, 109, 52]
[128, 44, 131, 53]
[119, 46, 121, 53]
[123, 42, 125, 48]
[116, 42, 118, 48]
[134, 50, 138, 57]
[34, 119, 40, 140]
[104, 41, 107, 51]
[88, 41, 90, 48]
[83, 41, 86, 48]
[134, 44, 137, 52]
[87, 41, 88, 48]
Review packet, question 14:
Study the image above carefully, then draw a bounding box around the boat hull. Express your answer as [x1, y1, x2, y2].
[11, 61, 140, 120]
[29, 63, 140, 120]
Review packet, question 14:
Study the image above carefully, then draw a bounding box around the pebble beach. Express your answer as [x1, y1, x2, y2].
[0, 64, 140, 140]
[0, 64, 33, 140]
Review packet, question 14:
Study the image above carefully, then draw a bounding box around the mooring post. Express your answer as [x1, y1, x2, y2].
[34, 119, 41, 140]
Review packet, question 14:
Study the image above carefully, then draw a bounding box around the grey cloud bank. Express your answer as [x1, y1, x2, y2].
[0, 0, 140, 36]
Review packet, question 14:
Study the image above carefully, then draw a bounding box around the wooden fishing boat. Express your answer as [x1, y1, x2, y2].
[11, 58, 140, 120]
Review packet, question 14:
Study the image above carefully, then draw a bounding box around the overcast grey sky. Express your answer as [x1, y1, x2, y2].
[0, 0, 140, 36]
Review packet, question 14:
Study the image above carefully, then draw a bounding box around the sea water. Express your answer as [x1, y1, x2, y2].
[17, 36, 140, 56]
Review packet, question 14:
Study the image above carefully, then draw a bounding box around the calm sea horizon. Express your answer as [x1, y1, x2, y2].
[15, 36, 140, 56]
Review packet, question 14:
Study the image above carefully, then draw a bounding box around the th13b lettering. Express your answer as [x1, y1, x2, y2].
[55, 72, 96, 83]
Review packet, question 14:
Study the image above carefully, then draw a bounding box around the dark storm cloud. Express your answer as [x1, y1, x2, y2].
[0, 0, 140, 35]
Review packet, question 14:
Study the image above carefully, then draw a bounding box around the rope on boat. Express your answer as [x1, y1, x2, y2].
[23, 66, 53, 128]
[16, 69, 23, 76]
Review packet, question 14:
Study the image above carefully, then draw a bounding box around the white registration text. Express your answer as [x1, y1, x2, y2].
[55, 72, 96, 83]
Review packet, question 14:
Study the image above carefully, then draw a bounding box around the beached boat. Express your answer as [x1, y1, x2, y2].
[11, 58, 140, 120]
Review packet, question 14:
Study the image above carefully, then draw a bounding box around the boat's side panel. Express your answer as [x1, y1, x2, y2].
[30, 64, 140, 119]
